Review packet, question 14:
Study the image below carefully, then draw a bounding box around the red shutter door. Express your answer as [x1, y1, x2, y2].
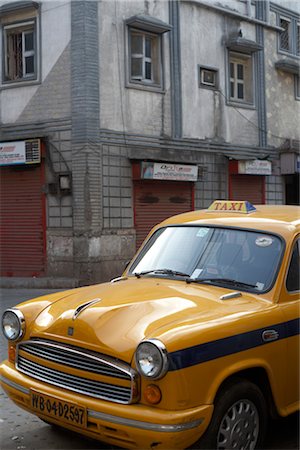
[0, 165, 46, 277]
[134, 181, 193, 249]
[229, 175, 265, 204]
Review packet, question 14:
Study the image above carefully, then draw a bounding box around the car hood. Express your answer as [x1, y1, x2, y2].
[30, 278, 270, 363]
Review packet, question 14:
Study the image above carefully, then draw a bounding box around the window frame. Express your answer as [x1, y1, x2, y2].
[128, 224, 285, 295]
[279, 16, 292, 53]
[226, 50, 255, 108]
[1, 16, 40, 88]
[277, 13, 300, 58]
[126, 26, 164, 92]
[285, 238, 300, 294]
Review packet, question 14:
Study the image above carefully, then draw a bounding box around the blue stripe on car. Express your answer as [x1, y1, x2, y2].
[168, 318, 300, 371]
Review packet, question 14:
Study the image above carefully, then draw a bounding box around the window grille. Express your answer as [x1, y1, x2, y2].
[279, 18, 291, 51]
[277, 12, 300, 56]
[3, 21, 36, 82]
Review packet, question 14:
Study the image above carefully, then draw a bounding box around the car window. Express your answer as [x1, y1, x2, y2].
[286, 239, 300, 293]
[130, 226, 283, 293]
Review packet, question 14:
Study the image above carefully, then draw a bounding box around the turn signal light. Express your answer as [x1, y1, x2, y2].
[8, 344, 16, 363]
[144, 384, 162, 404]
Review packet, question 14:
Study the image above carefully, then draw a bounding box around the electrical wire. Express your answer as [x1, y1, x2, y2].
[38, 2, 293, 147]
[216, 87, 289, 144]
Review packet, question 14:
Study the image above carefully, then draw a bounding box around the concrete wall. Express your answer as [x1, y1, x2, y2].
[0, 1, 73, 280]
[1, 0, 298, 285]
[0, 0, 71, 124]
[180, 2, 259, 146]
[265, 8, 300, 147]
[98, 0, 172, 137]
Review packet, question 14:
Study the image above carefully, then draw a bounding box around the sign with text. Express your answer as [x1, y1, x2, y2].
[142, 162, 198, 181]
[0, 140, 41, 166]
[0, 141, 26, 166]
[207, 200, 256, 214]
[238, 160, 272, 175]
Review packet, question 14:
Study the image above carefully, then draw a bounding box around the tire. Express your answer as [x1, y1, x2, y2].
[194, 378, 268, 450]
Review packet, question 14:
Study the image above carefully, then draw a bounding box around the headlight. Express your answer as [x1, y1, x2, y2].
[2, 308, 25, 341]
[135, 339, 169, 380]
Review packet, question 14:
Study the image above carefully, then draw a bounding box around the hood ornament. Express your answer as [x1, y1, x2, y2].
[72, 298, 102, 320]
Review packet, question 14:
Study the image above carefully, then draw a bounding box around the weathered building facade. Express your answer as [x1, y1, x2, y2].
[0, 0, 299, 285]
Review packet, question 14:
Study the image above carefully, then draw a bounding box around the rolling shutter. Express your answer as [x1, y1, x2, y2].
[229, 175, 265, 204]
[134, 181, 193, 249]
[0, 164, 46, 277]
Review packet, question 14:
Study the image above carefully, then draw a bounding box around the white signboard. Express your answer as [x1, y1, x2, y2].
[238, 160, 272, 175]
[0, 141, 26, 166]
[149, 163, 198, 181]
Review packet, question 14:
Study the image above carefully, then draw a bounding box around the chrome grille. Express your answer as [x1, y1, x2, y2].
[16, 340, 138, 404]
[18, 341, 130, 379]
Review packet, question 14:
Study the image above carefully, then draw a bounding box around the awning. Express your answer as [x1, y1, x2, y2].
[0, 1, 39, 16]
[225, 153, 270, 161]
[126, 15, 172, 34]
[275, 59, 300, 75]
[226, 36, 263, 54]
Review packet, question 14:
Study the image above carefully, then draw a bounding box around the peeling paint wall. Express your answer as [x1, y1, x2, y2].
[98, 0, 172, 137]
[265, 11, 300, 147]
[1, 0, 298, 285]
[0, 1, 71, 124]
[180, 3, 259, 146]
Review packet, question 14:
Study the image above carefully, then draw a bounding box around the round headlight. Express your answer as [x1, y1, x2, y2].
[135, 339, 169, 380]
[2, 309, 25, 341]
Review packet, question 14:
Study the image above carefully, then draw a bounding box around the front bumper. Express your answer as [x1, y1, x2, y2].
[0, 361, 213, 449]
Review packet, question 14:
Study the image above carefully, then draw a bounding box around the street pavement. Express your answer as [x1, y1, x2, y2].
[0, 288, 299, 450]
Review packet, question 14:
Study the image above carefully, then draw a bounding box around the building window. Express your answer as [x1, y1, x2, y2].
[277, 13, 300, 57]
[286, 240, 299, 293]
[199, 66, 218, 89]
[3, 20, 37, 83]
[279, 17, 291, 52]
[128, 29, 161, 88]
[228, 52, 253, 104]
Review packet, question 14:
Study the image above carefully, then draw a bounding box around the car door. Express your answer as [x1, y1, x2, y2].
[279, 237, 300, 410]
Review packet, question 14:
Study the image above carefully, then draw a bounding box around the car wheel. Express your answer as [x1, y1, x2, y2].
[195, 379, 268, 450]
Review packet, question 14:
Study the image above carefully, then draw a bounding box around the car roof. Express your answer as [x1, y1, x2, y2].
[160, 205, 300, 240]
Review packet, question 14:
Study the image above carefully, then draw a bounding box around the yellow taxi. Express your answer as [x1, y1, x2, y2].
[1, 201, 299, 450]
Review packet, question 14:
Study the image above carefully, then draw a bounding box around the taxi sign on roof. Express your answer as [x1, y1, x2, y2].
[207, 200, 256, 214]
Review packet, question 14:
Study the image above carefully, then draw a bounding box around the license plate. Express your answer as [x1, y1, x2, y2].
[30, 391, 87, 428]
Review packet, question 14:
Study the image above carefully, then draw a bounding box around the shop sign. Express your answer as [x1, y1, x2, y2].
[0, 140, 41, 166]
[0, 141, 26, 166]
[238, 160, 272, 175]
[296, 156, 300, 173]
[141, 162, 198, 181]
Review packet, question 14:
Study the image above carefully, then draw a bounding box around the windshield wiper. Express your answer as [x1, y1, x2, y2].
[186, 277, 257, 289]
[134, 268, 190, 278]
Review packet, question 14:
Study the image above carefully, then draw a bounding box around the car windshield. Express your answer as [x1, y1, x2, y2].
[129, 226, 283, 293]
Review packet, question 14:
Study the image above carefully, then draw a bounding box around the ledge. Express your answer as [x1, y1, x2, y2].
[126, 14, 172, 34]
[226, 36, 263, 54]
[275, 59, 300, 75]
[0, 1, 39, 15]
